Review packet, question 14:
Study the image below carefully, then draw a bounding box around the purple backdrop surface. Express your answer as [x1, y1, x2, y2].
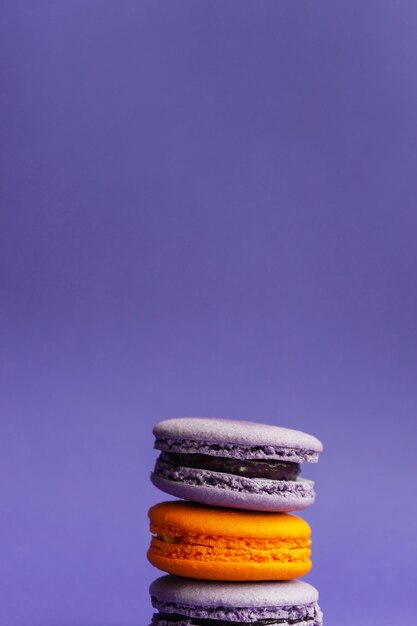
[1, 1, 417, 625]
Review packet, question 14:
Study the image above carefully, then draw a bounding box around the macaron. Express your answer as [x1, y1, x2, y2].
[149, 575, 323, 625]
[151, 417, 322, 512]
[147, 501, 312, 581]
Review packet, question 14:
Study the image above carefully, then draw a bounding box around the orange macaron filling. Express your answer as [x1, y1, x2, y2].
[148, 501, 312, 581]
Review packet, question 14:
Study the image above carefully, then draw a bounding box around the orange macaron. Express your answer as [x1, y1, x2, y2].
[147, 500, 312, 581]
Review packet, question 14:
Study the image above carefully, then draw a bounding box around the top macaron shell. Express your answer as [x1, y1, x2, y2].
[150, 575, 319, 608]
[152, 417, 322, 512]
[153, 418, 323, 457]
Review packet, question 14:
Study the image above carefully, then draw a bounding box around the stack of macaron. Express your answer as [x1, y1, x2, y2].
[147, 417, 323, 625]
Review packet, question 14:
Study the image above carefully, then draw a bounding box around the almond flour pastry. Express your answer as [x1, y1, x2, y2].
[151, 417, 322, 512]
[147, 501, 312, 581]
[149, 575, 323, 625]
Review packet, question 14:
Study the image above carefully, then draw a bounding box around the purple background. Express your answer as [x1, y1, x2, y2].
[1, 1, 417, 624]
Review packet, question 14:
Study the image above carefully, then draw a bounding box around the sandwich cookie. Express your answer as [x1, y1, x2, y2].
[148, 501, 312, 581]
[149, 575, 323, 625]
[151, 418, 323, 512]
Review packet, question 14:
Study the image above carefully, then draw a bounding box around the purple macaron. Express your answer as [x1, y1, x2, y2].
[151, 417, 323, 512]
[149, 575, 323, 625]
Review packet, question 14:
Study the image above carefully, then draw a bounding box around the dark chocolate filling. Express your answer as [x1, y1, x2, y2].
[153, 614, 306, 625]
[158, 452, 300, 481]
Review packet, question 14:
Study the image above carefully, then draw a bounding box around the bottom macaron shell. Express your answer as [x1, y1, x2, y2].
[151, 474, 315, 512]
[147, 552, 311, 581]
